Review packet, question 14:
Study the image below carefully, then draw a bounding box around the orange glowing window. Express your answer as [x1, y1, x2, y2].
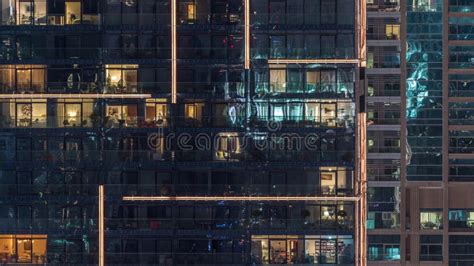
[187, 4, 196, 20]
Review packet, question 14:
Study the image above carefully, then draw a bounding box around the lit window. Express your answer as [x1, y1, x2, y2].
[214, 132, 241, 161]
[65, 0, 82, 24]
[321, 103, 336, 127]
[145, 99, 168, 127]
[420, 209, 443, 230]
[105, 65, 138, 93]
[270, 68, 286, 93]
[17, 0, 46, 25]
[412, 0, 439, 11]
[106, 104, 138, 127]
[15, 100, 47, 127]
[187, 3, 196, 20]
[184, 103, 204, 126]
[0, 235, 47, 264]
[385, 24, 400, 40]
[15, 65, 46, 93]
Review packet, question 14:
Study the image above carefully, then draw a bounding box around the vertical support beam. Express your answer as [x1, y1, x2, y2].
[356, 88, 367, 266]
[358, 112, 367, 266]
[98, 185, 104, 266]
[358, 0, 367, 68]
[356, 0, 367, 263]
[171, 0, 177, 103]
[442, 0, 449, 263]
[399, 0, 408, 262]
[244, 0, 250, 70]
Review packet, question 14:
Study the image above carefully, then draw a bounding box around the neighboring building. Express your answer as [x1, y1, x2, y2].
[367, 0, 474, 265]
[366, 0, 402, 263]
[0, 0, 366, 265]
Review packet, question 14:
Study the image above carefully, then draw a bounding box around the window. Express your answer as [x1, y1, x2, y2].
[145, 100, 168, 127]
[106, 104, 138, 127]
[17, 0, 46, 25]
[56, 99, 94, 127]
[0, 235, 47, 264]
[385, 24, 400, 40]
[251, 235, 354, 265]
[3, 65, 46, 93]
[82, 0, 99, 24]
[270, 68, 286, 93]
[105, 65, 138, 93]
[320, 0, 336, 24]
[449, 209, 474, 230]
[65, 0, 81, 24]
[179, 1, 196, 23]
[187, 3, 196, 20]
[214, 133, 241, 161]
[411, 0, 440, 11]
[269, 0, 285, 24]
[0, 65, 15, 92]
[420, 235, 442, 261]
[122, 34, 138, 59]
[321, 104, 336, 127]
[368, 235, 400, 261]
[320, 35, 335, 58]
[319, 167, 353, 195]
[15, 100, 47, 127]
[1, 0, 15, 25]
[420, 209, 443, 230]
[367, 53, 374, 68]
[183, 103, 204, 126]
[270, 35, 286, 58]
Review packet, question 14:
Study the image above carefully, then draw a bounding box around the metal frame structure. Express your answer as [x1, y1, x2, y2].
[98, 185, 105, 266]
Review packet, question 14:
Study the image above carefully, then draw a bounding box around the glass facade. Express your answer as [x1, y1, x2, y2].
[405, 0, 443, 181]
[0, 0, 362, 265]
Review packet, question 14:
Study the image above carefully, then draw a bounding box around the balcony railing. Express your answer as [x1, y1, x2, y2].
[0, 115, 355, 129]
[0, 184, 354, 197]
[2, 149, 355, 164]
[0, 217, 354, 232]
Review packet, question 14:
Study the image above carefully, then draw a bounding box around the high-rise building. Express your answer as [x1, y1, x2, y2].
[0, 0, 366, 265]
[367, 0, 474, 265]
[366, 0, 402, 263]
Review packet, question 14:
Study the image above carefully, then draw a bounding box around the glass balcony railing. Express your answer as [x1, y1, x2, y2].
[0, 184, 354, 197]
[0, 217, 354, 232]
[0, 115, 355, 129]
[367, 3, 400, 12]
[367, 117, 401, 125]
[0, 81, 356, 96]
[1, 149, 355, 164]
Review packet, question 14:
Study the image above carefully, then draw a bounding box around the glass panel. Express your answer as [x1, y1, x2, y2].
[270, 69, 286, 93]
[65, 0, 81, 24]
[269, 240, 286, 264]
